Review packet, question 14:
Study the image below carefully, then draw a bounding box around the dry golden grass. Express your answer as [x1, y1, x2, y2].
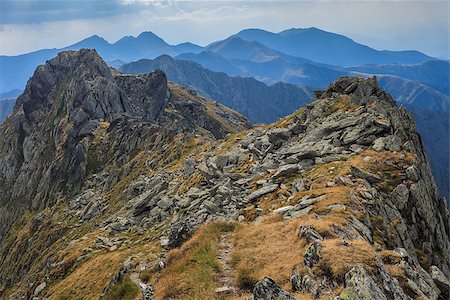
[231, 217, 307, 291]
[323, 95, 360, 117]
[155, 221, 236, 300]
[48, 231, 101, 279]
[385, 264, 405, 278]
[46, 242, 158, 300]
[380, 249, 402, 265]
[314, 239, 377, 283]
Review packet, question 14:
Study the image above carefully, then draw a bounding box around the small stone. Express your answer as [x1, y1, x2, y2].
[272, 164, 299, 179]
[291, 270, 319, 297]
[340, 266, 387, 300]
[363, 156, 372, 162]
[203, 200, 220, 213]
[350, 166, 381, 183]
[405, 165, 419, 181]
[290, 206, 313, 218]
[177, 198, 190, 208]
[349, 144, 363, 153]
[299, 225, 323, 242]
[273, 205, 294, 215]
[109, 245, 117, 252]
[34, 282, 46, 296]
[328, 204, 346, 210]
[215, 286, 234, 295]
[304, 241, 321, 268]
[245, 184, 278, 202]
[160, 237, 170, 247]
[372, 137, 386, 151]
[430, 265, 450, 299]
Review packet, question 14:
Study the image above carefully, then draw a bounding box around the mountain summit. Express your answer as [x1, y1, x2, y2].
[0, 49, 448, 299]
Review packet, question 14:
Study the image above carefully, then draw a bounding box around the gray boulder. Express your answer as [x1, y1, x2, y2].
[253, 277, 297, 300]
[340, 266, 387, 300]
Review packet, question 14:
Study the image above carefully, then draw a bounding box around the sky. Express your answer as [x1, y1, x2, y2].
[0, 0, 448, 58]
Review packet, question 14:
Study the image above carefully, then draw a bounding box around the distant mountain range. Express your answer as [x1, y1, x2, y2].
[0, 27, 438, 93]
[233, 28, 432, 66]
[121, 55, 313, 123]
[0, 27, 448, 202]
[178, 37, 348, 87]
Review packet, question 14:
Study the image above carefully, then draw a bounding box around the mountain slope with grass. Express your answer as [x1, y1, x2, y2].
[0, 49, 448, 300]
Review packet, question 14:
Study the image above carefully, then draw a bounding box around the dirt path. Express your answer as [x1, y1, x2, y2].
[215, 233, 239, 297]
[130, 271, 153, 300]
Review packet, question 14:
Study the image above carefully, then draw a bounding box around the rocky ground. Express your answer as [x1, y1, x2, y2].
[0, 49, 448, 299]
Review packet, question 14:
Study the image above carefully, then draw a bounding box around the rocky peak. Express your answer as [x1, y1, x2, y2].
[16, 49, 169, 128]
[0, 49, 249, 246]
[17, 49, 113, 123]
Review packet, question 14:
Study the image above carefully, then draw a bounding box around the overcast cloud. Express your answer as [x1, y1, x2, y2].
[0, 0, 448, 58]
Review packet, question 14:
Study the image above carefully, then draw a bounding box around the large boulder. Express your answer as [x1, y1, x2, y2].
[340, 266, 386, 300]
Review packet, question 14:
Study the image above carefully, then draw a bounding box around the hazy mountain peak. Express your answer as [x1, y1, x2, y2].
[68, 35, 110, 48]
[154, 54, 176, 62]
[137, 31, 167, 44]
[278, 26, 322, 35]
[82, 35, 108, 43]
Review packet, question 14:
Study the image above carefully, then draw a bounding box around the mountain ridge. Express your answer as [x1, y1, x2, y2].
[235, 27, 432, 65]
[0, 50, 449, 299]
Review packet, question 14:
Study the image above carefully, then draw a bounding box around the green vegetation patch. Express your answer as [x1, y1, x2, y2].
[103, 276, 139, 300]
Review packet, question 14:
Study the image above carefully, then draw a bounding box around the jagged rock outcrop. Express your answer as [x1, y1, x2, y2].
[0, 50, 448, 300]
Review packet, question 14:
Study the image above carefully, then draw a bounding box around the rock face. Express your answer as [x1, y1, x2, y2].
[0, 52, 448, 300]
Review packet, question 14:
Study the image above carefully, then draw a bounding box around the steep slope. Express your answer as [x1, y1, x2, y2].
[235, 27, 432, 65]
[0, 50, 448, 300]
[375, 75, 450, 201]
[120, 55, 313, 123]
